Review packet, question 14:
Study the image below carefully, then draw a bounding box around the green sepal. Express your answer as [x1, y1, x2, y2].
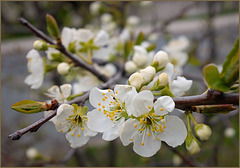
[220, 38, 239, 87]
[66, 92, 84, 101]
[153, 86, 174, 97]
[135, 32, 144, 45]
[151, 79, 165, 91]
[11, 100, 46, 114]
[191, 104, 236, 114]
[68, 41, 76, 53]
[124, 40, 133, 60]
[46, 14, 60, 40]
[203, 64, 229, 92]
[146, 44, 156, 52]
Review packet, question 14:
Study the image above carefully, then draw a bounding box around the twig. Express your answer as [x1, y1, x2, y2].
[8, 61, 124, 140]
[19, 17, 109, 83]
[173, 89, 239, 110]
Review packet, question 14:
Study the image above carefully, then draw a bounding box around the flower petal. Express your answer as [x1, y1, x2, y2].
[133, 129, 161, 157]
[89, 87, 114, 108]
[170, 77, 192, 97]
[84, 123, 98, 137]
[158, 115, 187, 147]
[131, 90, 154, 117]
[60, 84, 72, 100]
[24, 74, 43, 89]
[102, 117, 125, 141]
[87, 109, 113, 132]
[119, 118, 140, 146]
[154, 96, 175, 116]
[45, 85, 60, 98]
[94, 30, 109, 46]
[162, 63, 174, 82]
[66, 128, 89, 148]
[114, 85, 135, 102]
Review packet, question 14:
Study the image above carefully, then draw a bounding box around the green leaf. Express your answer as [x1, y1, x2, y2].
[11, 100, 46, 114]
[203, 64, 229, 92]
[46, 14, 60, 40]
[146, 44, 156, 52]
[220, 38, 239, 87]
[124, 40, 133, 59]
[135, 32, 144, 45]
[191, 104, 237, 114]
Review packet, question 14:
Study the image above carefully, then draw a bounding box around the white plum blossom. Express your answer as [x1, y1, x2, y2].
[125, 60, 138, 74]
[57, 62, 70, 75]
[120, 90, 187, 157]
[163, 36, 189, 52]
[45, 84, 72, 103]
[24, 49, 44, 89]
[132, 45, 148, 67]
[94, 63, 117, 77]
[55, 104, 97, 148]
[87, 85, 135, 141]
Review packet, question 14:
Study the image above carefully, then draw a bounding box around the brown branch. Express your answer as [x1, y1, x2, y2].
[173, 89, 239, 110]
[19, 17, 109, 83]
[8, 61, 124, 140]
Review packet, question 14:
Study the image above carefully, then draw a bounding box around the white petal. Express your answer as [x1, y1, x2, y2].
[159, 115, 187, 147]
[24, 74, 43, 89]
[76, 29, 93, 43]
[84, 123, 98, 137]
[162, 63, 174, 82]
[89, 87, 114, 108]
[66, 128, 89, 148]
[56, 104, 74, 122]
[44, 111, 57, 124]
[131, 90, 154, 117]
[102, 117, 125, 141]
[94, 30, 109, 46]
[60, 84, 72, 100]
[119, 118, 140, 146]
[61, 27, 75, 48]
[45, 85, 60, 98]
[170, 77, 192, 97]
[154, 96, 175, 116]
[87, 109, 113, 132]
[114, 85, 135, 102]
[133, 129, 161, 157]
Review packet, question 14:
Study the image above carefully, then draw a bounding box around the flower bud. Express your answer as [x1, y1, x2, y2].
[26, 147, 42, 160]
[152, 50, 169, 70]
[224, 127, 235, 138]
[90, 1, 101, 15]
[33, 40, 48, 51]
[127, 15, 140, 27]
[128, 72, 144, 90]
[132, 52, 148, 67]
[195, 124, 212, 141]
[125, 61, 137, 74]
[101, 13, 112, 23]
[172, 154, 183, 166]
[139, 66, 156, 84]
[185, 134, 201, 155]
[57, 62, 70, 75]
[158, 72, 168, 86]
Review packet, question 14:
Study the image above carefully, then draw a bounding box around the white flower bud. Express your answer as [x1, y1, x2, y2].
[139, 66, 156, 84]
[90, 2, 101, 15]
[127, 15, 140, 26]
[152, 50, 169, 69]
[172, 154, 182, 166]
[158, 72, 168, 86]
[224, 127, 235, 138]
[128, 72, 144, 90]
[125, 61, 137, 74]
[33, 40, 48, 51]
[57, 62, 70, 75]
[101, 13, 112, 23]
[185, 134, 201, 155]
[26, 147, 40, 160]
[140, 1, 153, 7]
[132, 49, 148, 67]
[195, 124, 212, 141]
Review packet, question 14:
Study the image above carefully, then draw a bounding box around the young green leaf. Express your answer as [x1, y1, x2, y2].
[11, 100, 48, 114]
[203, 64, 229, 92]
[135, 32, 144, 45]
[220, 38, 239, 87]
[46, 14, 60, 40]
[124, 40, 133, 59]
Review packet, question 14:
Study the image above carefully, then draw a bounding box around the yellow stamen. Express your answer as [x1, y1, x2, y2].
[148, 106, 151, 109]
[116, 91, 118, 94]
[130, 138, 133, 141]
[102, 93, 105, 96]
[134, 124, 137, 128]
[147, 133, 150, 136]
[102, 105, 105, 108]
[105, 96, 108, 99]
[102, 98, 105, 101]
[67, 118, 69, 120]
[72, 134, 74, 136]
[145, 114, 148, 118]
[104, 110, 107, 114]
[159, 116, 163, 120]
[116, 98, 118, 101]
[82, 127, 85, 130]
[111, 118, 114, 121]
[98, 103, 101, 106]
[78, 134, 80, 137]
[70, 128, 73, 131]
[152, 113, 156, 117]
[163, 120, 166, 124]
[99, 108, 101, 111]
[141, 143, 144, 146]
[163, 125, 166, 129]
[60, 130, 63, 132]
[108, 89, 111, 92]
[160, 108, 164, 111]
[156, 137, 159, 140]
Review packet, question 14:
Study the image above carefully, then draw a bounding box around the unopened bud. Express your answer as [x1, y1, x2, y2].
[172, 154, 183, 166]
[26, 147, 42, 160]
[127, 15, 140, 27]
[224, 127, 235, 138]
[139, 66, 156, 84]
[125, 61, 137, 74]
[57, 62, 70, 75]
[132, 52, 148, 67]
[90, 1, 101, 15]
[195, 124, 212, 141]
[158, 72, 168, 86]
[128, 72, 144, 90]
[152, 50, 169, 70]
[185, 134, 201, 155]
[101, 13, 112, 23]
[33, 40, 48, 51]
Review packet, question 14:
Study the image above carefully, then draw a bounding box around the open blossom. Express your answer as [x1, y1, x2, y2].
[24, 49, 44, 89]
[45, 84, 72, 103]
[54, 104, 97, 148]
[120, 90, 187, 157]
[87, 85, 135, 141]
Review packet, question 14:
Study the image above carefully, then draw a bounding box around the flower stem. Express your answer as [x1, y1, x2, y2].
[187, 114, 193, 133]
[188, 113, 198, 126]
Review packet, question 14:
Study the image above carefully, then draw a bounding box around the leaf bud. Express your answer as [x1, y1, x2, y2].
[128, 72, 144, 90]
[33, 40, 48, 51]
[195, 124, 212, 141]
[139, 66, 156, 84]
[57, 62, 70, 75]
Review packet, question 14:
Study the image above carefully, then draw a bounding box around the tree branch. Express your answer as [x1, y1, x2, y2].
[19, 17, 109, 82]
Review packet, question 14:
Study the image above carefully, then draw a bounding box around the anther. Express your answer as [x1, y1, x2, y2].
[82, 127, 85, 130]
[152, 113, 156, 117]
[60, 130, 63, 132]
[72, 134, 74, 136]
[98, 103, 101, 106]
[141, 143, 144, 146]
[160, 108, 164, 111]
[163, 120, 166, 124]
[99, 108, 101, 111]
[108, 89, 111, 92]
[147, 133, 150, 136]
[134, 124, 137, 128]
[159, 116, 163, 120]
[156, 137, 159, 140]
[102, 105, 105, 108]
[163, 126, 166, 129]
[102, 93, 105, 96]
[78, 134, 80, 137]
[148, 106, 151, 109]
[105, 96, 108, 99]
[130, 138, 133, 141]
[116, 91, 118, 94]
